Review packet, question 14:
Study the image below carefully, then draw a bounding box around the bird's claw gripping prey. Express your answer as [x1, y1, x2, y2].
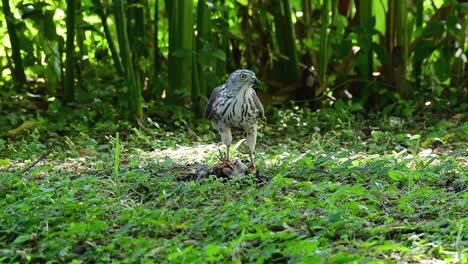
[205, 69, 265, 172]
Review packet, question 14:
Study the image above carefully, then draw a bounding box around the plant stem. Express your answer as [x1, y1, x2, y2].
[64, 0, 77, 103]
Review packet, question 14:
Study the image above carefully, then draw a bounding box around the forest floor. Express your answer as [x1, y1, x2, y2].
[0, 106, 466, 263]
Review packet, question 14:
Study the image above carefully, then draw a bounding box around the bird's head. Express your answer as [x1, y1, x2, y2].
[226, 69, 258, 92]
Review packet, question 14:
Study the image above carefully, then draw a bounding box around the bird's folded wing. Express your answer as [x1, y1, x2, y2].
[205, 84, 224, 118]
[252, 90, 265, 119]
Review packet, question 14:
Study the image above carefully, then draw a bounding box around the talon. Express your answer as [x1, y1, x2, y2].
[245, 165, 256, 174]
[218, 160, 233, 168]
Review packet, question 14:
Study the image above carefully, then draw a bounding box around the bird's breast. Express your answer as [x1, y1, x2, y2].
[215, 88, 257, 128]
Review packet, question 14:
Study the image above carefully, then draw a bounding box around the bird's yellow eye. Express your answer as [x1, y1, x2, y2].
[239, 74, 247, 80]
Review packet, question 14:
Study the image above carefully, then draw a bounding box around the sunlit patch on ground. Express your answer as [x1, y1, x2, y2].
[140, 143, 220, 164]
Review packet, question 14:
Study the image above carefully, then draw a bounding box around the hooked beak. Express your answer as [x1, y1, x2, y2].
[252, 77, 258, 85]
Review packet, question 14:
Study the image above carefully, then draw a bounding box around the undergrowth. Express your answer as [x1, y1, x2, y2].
[0, 103, 466, 263]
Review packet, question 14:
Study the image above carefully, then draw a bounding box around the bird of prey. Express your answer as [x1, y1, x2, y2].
[205, 69, 265, 172]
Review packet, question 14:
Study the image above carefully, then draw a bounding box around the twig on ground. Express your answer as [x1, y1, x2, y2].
[21, 150, 51, 175]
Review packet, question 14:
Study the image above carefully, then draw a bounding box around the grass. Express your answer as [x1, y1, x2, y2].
[0, 106, 466, 263]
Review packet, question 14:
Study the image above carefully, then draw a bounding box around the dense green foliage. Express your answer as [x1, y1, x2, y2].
[0, 0, 466, 121]
[0, 0, 467, 262]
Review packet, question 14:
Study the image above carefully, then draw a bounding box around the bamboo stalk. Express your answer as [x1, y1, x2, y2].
[2, 0, 27, 87]
[359, 0, 373, 82]
[151, 0, 161, 99]
[178, 0, 193, 96]
[76, 0, 87, 59]
[64, 0, 76, 103]
[167, 0, 178, 102]
[129, 0, 145, 91]
[192, 35, 200, 115]
[272, 0, 299, 83]
[318, 0, 330, 84]
[167, 0, 193, 103]
[218, 0, 231, 75]
[196, 0, 211, 98]
[153, 0, 160, 74]
[92, 0, 124, 76]
[413, 0, 423, 90]
[395, 0, 408, 97]
[115, 0, 143, 119]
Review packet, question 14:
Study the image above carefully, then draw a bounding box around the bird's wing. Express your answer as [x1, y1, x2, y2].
[251, 89, 265, 119]
[205, 84, 224, 118]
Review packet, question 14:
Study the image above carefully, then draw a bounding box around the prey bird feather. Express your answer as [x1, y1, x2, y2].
[205, 69, 265, 172]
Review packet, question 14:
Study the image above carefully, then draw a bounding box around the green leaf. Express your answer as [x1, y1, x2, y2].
[68, 222, 87, 235]
[205, 244, 220, 255]
[89, 220, 107, 232]
[422, 21, 444, 37]
[13, 234, 30, 244]
[236, 0, 248, 6]
[388, 170, 406, 180]
[211, 49, 226, 62]
[434, 57, 450, 81]
[413, 40, 435, 62]
[372, 0, 386, 34]
[43, 10, 58, 41]
[374, 241, 409, 252]
[197, 48, 214, 67]
[0, 159, 10, 166]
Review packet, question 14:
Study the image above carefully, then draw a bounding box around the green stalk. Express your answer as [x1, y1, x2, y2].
[178, 0, 193, 97]
[130, 0, 145, 91]
[64, 0, 77, 103]
[192, 35, 200, 114]
[272, 0, 299, 83]
[167, 0, 178, 102]
[151, 0, 161, 99]
[318, 0, 330, 84]
[359, 0, 373, 82]
[2, 0, 27, 87]
[413, 0, 423, 90]
[395, 0, 408, 97]
[153, 0, 161, 74]
[218, 0, 230, 75]
[453, 9, 466, 87]
[115, 0, 143, 119]
[301, 0, 313, 66]
[92, 0, 124, 76]
[76, 0, 87, 59]
[165, 0, 172, 21]
[168, 0, 193, 103]
[196, 0, 211, 98]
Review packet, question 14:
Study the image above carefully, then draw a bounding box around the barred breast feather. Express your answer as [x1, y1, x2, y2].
[207, 85, 262, 128]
